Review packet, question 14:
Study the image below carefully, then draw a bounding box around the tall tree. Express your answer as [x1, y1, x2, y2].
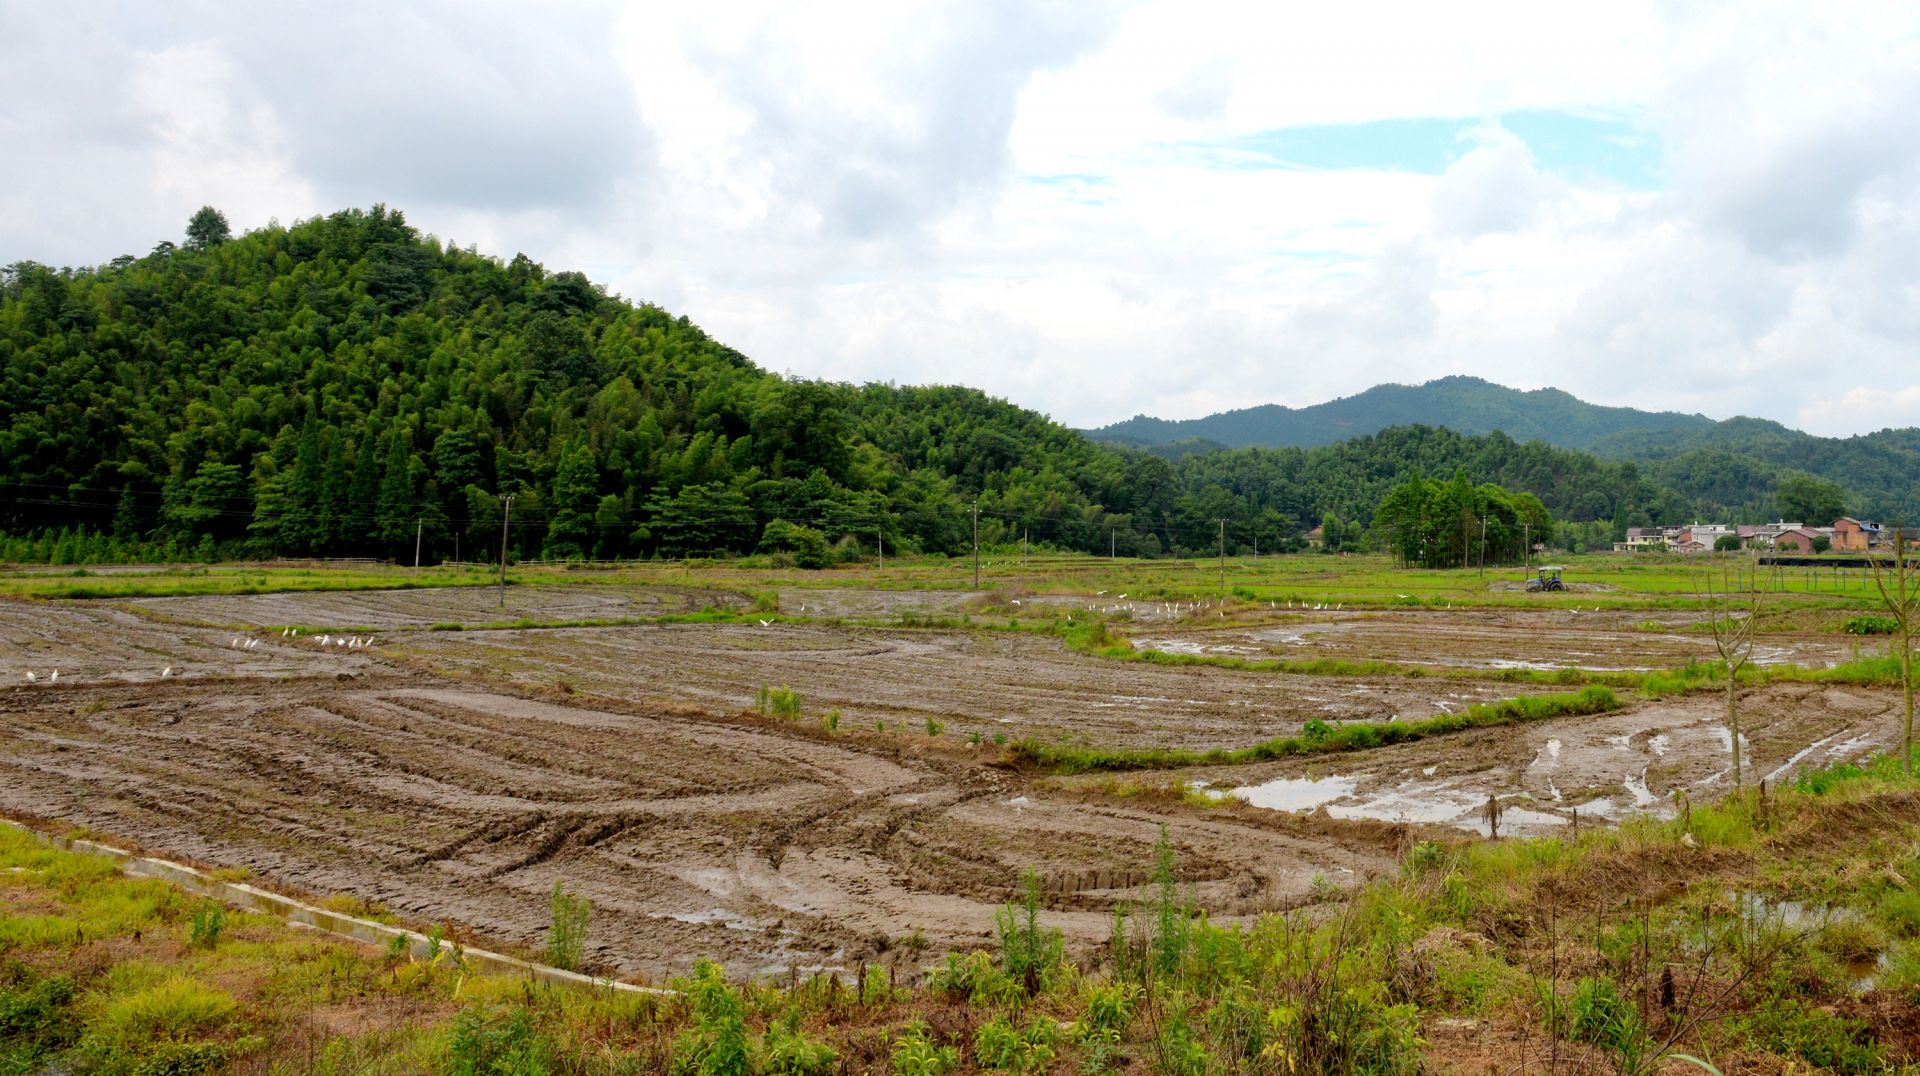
[184, 206, 232, 251]
[544, 440, 599, 559]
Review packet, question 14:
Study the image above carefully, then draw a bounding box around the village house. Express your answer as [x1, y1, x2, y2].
[1772, 527, 1823, 553]
[1618, 527, 1668, 552]
[1833, 517, 1880, 552]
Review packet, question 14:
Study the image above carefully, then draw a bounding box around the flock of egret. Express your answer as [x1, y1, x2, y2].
[21, 626, 370, 686]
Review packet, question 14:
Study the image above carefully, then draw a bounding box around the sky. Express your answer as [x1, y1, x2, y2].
[5, 2, 1920, 438]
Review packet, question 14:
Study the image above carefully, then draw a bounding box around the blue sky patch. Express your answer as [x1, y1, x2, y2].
[1157, 110, 1664, 189]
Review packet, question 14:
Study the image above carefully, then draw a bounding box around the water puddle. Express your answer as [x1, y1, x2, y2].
[653, 908, 758, 931]
[1228, 774, 1357, 811]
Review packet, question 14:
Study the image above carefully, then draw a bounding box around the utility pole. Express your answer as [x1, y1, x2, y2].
[1522, 521, 1530, 571]
[877, 527, 883, 571]
[454, 531, 459, 565]
[497, 495, 514, 608]
[414, 519, 423, 569]
[1110, 527, 1116, 560]
[1478, 516, 1487, 577]
[1022, 528, 1028, 567]
[1218, 518, 1227, 593]
[972, 502, 980, 589]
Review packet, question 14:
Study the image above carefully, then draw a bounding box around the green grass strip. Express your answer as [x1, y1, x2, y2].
[1006, 684, 1624, 775]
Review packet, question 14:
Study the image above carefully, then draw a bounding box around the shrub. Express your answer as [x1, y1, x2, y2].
[995, 868, 1064, 995]
[89, 977, 236, 1051]
[545, 881, 590, 972]
[973, 1015, 1057, 1073]
[1845, 615, 1899, 635]
[1567, 976, 1643, 1058]
[673, 961, 749, 1076]
[890, 1022, 958, 1075]
[446, 1004, 555, 1076]
[760, 1011, 836, 1075]
[755, 684, 802, 720]
[928, 951, 1020, 1006]
[186, 902, 224, 949]
[1151, 827, 1190, 979]
[925, 717, 944, 737]
[757, 521, 830, 570]
[0, 964, 78, 1067]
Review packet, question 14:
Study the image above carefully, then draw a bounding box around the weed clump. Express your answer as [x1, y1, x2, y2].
[754, 684, 802, 719]
[545, 881, 590, 972]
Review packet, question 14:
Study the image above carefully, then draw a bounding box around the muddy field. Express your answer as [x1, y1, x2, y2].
[0, 600, 380, 684]
[0, 586, 1898, 981]
[132, 584, 746, 629]
[0, 663, 1394, 980]
[387, 621, 1549, 749]
[1164, 681, 1898, 836]
[1130, 606, 1864, 671]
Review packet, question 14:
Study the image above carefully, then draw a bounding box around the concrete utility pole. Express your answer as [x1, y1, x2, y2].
[1218, 518, 1227, 593]
[497, 495, 514, 608]
[414, 519, 423, 569]
[1522, 521, 1530, 570]
[1023, 527, 1028, 567]
[1479, 516, 1487, 577]
[877, 528, 883, 571]
[972, 502, 980, 588]
[1110, 527, 1116, 560]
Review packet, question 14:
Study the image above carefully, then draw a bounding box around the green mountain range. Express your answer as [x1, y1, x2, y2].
[1091, 378, 1920, 525]
[1, 206, 1910, 565]
[1089, 376, 1720, 451]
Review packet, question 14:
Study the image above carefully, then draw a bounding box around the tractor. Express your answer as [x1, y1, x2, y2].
[1524, 566, 1566, 592]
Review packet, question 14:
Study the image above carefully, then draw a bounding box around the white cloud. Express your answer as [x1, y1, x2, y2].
[6, 1, 1920, 437]
[1799, 386, 1920, 437]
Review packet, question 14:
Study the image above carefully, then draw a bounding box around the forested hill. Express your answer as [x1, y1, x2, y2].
[0, 206, 1847, 564]
[0, 206, 1164, 562]
[1088, 376, 1717, 451]
[1591, 418, 1920, 525]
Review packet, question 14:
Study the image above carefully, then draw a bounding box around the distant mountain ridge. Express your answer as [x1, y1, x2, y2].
[1089, 376, 1920, 523]
[1087, 376, 1718, 451]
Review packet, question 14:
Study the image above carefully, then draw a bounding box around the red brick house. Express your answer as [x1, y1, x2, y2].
[1833, 517, 1879, 552]
[1773, 527, 1821, 552]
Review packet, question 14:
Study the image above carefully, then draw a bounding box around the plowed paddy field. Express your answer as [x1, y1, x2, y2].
[0, 586, 1897, 982]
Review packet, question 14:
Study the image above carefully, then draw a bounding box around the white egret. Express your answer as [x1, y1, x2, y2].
[49, 670, 57, 683]
[758, 619, 772, 627]
[24, 672, 35, 682]
[162, 667, 172, 677]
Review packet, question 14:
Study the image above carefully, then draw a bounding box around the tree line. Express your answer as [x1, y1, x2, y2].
[0, 205, 1779, 567]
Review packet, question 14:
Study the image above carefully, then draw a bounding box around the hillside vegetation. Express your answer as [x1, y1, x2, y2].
[1093, 377, 1920, 524]
[1089, 375, 1717, 451]
[0, 206, 1842, 566]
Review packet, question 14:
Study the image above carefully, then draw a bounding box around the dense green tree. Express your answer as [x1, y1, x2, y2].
[0, 204, 1787, 566]
[183, 206, 231, 251]
[1774, 472, 1847, 525]
[544, 440, 599, 559]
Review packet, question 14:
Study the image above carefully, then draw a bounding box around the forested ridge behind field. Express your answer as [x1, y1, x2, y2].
[0, 206, 1876, 564]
